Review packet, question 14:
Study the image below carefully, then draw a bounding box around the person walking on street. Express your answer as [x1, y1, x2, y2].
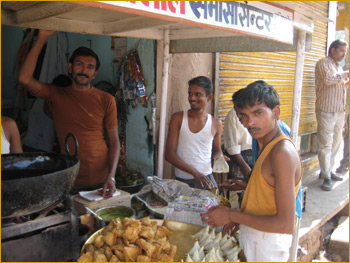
[336, 64, 349, 174]
[315, 39, 349, 191]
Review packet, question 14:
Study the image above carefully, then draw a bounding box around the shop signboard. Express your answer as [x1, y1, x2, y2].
[95, 1, 294, 44]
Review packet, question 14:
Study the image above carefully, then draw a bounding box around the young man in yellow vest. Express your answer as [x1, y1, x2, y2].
[201, 81, 302, 262]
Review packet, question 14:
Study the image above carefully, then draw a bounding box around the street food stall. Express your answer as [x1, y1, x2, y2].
[1, 1, 328, 261]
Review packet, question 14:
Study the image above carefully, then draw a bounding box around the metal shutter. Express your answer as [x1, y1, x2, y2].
[217, 1, 328, 135]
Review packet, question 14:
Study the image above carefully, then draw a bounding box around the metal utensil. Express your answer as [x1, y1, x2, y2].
[84, 206, 103, 221]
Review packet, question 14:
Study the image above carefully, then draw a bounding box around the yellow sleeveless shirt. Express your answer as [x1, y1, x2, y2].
[240, 135, 302, 216]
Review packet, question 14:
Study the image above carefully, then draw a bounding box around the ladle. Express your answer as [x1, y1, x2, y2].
[84, 206, 103, 221]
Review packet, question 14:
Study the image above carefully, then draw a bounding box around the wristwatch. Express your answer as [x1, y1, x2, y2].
[107, 177, 116, 182]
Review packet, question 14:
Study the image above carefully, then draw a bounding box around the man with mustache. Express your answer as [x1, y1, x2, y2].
[201, 81, 302, 262]
[165, 76, 223, 190]
[19, 29, 120, 198]
[315, 39, 349, 191]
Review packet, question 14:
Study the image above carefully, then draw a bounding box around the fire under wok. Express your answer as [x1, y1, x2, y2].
[1, 133, 80, 218]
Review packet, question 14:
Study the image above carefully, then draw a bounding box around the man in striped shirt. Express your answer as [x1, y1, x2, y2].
[315, 39, 349, 191]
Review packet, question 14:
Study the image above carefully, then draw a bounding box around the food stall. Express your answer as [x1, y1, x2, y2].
[1, 1, 324, 261]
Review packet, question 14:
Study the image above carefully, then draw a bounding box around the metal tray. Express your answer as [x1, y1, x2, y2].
[135, 191, 168, 219]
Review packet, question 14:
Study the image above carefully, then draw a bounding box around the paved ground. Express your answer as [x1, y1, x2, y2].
[299, 140, 349, 262]
[299, 168, 349, 241]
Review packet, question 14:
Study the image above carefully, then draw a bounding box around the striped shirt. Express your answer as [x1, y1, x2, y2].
[315, 56, 348, 113]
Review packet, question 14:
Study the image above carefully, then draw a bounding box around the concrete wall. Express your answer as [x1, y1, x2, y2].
[162, 53, 214, 179]
[1, 26, 25, 102]
[125, 38, 155, 177]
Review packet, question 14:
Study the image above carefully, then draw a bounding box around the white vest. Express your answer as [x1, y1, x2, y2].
[175, 110, 213, 179]
[1, 126, 10, 154]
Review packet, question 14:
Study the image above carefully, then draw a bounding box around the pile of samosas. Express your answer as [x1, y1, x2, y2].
[78, 216, 177, 262]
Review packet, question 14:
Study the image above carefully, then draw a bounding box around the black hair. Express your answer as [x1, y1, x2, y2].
[69, 46, 101, 70]
[188, 76, 213, 96]
[236, 80, 280, 110]
[328, 39, 348, 55]
[232, 89, 243, 103]
[51, 74, 72, 87]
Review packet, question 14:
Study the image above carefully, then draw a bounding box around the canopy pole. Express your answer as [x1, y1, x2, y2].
[290, 30, 306, 143]
[157, 29, 170, 178]
[289, 29, 306, 263]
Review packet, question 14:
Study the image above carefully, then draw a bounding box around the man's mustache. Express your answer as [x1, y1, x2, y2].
[77, 73, 89, 78]
[248, 127, 260, 133]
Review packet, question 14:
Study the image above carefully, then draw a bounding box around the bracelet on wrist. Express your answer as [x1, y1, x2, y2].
[107, 177, 116, 182]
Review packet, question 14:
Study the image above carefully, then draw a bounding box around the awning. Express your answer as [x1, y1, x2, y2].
[2, 1, 305, 44]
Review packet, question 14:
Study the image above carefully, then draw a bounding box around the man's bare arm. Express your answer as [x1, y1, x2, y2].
[232, 153, 251, 177]
[102, 127, 120, 198]
[3, 117, 23, 153]
[212, 117, 223, 161]
[18, 30, 55, 95]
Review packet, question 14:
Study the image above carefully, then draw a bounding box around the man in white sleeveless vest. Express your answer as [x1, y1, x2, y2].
[165, 76, 223, 190]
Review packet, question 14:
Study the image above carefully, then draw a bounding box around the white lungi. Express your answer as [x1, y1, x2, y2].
[239, 225, 293, 262]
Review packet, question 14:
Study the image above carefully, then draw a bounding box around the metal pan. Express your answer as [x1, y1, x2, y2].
[1, 133, 80, 218]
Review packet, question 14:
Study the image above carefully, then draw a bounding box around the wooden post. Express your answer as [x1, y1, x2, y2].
[290, 30, 306, 144]
[289, 29, 306, 262]
[157, 29, 170, 178]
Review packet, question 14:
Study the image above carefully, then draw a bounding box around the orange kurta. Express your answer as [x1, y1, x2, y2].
[241, 135, 301, 216]
[37, 85, 118, 185]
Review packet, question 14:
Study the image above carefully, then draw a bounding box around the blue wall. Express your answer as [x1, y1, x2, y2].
[1, 25, 155, 177]
[125, 38, 155, 177]
[1, 25, 25, 100]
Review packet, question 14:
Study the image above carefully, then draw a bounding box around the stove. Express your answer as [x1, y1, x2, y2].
[1, 196, 80, 262]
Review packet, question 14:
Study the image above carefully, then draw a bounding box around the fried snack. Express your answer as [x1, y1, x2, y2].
[93, 250, 108, 262]
[103, 231, 117, 246]
[154, 225, 172, 241]
[112, 243, 124, 253]
[85, 243, 96, 253]
[154, 245, 176, 262]
[140, 216, 151, 226]
[123, 245, 142, 262]
[136, 255, 151, 262]
[104, 246, 113, 260]
[122, 225, 141, 245]
[114, 250, 125, 262]
[168, 244, 177, 257]
[137, 238, 156, 258]
[161, 241, 171, 254]
[93, 234, 104, 248]
[139, 226, 155, 241]
[112, 228, 124, 238]
[109, 255, 120, 262]
[150, 220, 158, 232]
[217, 194, 231, 208]
[102, 219, 116, 235]
[162, 216, 176, 232]
[81, 217, 177, 262]
[77, 252, 93, 262]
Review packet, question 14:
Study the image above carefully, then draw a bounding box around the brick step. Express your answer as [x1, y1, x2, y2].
[327, 216, 349, 262]
[301, 153, 319, 175]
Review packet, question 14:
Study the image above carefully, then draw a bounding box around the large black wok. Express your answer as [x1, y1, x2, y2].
[1, 133, 80, 218]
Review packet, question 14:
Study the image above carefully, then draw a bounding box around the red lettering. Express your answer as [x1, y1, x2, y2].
[141, 1, 149, 7]
[154, 1, 160, 9]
